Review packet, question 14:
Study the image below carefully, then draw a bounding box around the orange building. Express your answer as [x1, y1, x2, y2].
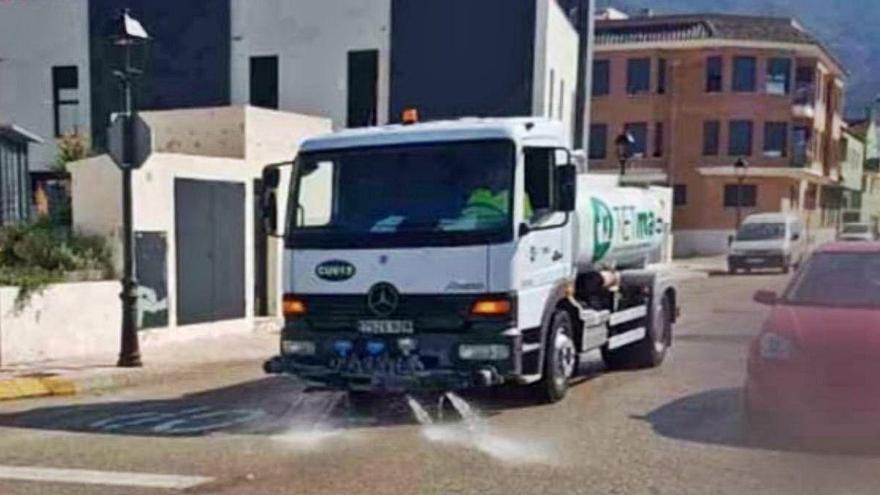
[588, 13, 847, 256]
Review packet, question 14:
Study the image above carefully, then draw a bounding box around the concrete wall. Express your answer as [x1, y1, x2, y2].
[533, 0, 579, 147]
[0, 1, 91, 171]
[71, 106, 330, 340]
[0, 282, 120, 366]
[230, 0, 391, 130]
[70, 155, 124, 273]
[140, 106, 246, 159]
[840, 131, 865, 192]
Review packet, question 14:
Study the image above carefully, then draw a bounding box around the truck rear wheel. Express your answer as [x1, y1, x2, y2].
[531, 309, 576, 404]
[602, 298, 671, 370]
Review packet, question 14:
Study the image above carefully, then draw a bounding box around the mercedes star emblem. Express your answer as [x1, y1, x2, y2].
[367, 282, 400, 317]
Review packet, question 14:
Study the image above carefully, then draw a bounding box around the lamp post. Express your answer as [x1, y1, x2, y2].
[109, 9, 150, 368]
[615, 131, 635, 176]
[734, 157, 749, 230]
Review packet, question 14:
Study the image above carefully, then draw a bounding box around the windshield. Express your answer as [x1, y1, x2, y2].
[287, 140, 514, 248]
[736, 222, 785, 241]
[784, 253, 880, 308]
[842, 224, 870, 234]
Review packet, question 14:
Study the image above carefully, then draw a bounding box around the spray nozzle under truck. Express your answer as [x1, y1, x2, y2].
[261, 118, 678, 403]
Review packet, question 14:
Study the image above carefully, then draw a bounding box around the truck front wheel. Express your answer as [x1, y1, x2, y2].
[532, 309, 577, 403]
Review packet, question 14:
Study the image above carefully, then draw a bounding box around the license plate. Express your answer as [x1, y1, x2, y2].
[358, 320, 415, 335]
[746, 258, 764, 264]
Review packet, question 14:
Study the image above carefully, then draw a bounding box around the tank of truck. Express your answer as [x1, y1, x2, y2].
[573, 175, 667, 270]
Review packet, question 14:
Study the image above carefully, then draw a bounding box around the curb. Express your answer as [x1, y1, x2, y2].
[0, 357, 269, 402]
[0, 376, 77, 401]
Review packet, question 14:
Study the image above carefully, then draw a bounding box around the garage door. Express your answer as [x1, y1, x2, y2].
[175, 179, 246, 325]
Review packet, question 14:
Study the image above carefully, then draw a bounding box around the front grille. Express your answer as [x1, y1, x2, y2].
[739, 250, 780, 256]
[297, 294, 484, 332]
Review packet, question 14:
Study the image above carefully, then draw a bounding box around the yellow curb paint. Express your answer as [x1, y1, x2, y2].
[0, 377, 77, 401]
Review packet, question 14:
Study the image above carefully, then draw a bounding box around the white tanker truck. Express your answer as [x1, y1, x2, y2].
[262, 117, 678, 403]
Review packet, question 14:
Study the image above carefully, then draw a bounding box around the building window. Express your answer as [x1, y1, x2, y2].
[673, 184, 687, 206]
[763, 122, 788, 158]
[703, 121, 720, 156]
[728, 120, 753, 156]
[347, 50, 379, 128]
[794, 66, 815, 104]
[793, 126, 812, 166]
[732, 56, 757, 92]
[724, 184, 757, 208]
[766, 58, 792, 95]
[626, 58, 651, 95]
[657, 58, 667, 94]
[653, 122, 664, 158]
[250, 56, 279, 109]
[624, 123, 648, 157]
[52, 66, 79, 137]
[589, 124, 608, 159]
[593, 60, 610, 96]
[706, 56, 723, 93]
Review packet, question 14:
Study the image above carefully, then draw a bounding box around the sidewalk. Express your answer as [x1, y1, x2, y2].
[649, 255, 727, 281]
[0, 327, 279, 401]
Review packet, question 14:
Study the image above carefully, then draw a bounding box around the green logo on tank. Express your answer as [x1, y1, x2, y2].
[591, 198, 614, 262]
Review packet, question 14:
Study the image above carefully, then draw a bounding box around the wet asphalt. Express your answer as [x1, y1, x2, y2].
[1, 271, 880, 495]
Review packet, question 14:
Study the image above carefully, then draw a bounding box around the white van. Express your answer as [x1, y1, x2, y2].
[838, 222, 877, 242]
[728, 213, 806, 274]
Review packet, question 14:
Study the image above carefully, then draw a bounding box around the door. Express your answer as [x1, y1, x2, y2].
[175, 179, 246, 325]
[516, 147, 570, 330]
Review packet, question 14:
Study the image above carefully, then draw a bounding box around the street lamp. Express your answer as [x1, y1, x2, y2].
[109, 9, 150, 368]
[615, 132, 635, 176]
[734, 157, 749, 229]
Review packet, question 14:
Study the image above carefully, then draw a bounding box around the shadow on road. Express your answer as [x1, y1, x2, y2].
[635, 387, 880, 458]
[0, 360, 605, 438]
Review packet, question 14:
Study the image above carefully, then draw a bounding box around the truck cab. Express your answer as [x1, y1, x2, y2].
[263, 117, 677, 403]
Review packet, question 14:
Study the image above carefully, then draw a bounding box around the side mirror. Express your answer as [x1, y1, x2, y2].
[262, 167, 281, 189]
[728, 234, 735, 247]
[555, 164, 576, 212]
[791, 233, 800, 241]
[262, 190, 278, 235]
[261, 166, 281, 236]
[753, 290, 778, 306]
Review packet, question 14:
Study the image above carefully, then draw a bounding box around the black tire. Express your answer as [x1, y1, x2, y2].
[602, 298, 671, 370]
[531, 310, 577, 404]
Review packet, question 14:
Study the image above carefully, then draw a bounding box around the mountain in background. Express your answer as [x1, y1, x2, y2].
[602, 0, 879, 118]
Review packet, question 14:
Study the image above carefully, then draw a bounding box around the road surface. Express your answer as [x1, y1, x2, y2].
[1, 272, 879, 494]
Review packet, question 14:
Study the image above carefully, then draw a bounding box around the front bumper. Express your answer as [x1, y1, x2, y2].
[264, 331, 522, 393]
[728, 254, 787, 270]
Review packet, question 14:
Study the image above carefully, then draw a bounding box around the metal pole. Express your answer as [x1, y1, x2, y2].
[118, 43, 142, 368]
[736, 175, 744, 229]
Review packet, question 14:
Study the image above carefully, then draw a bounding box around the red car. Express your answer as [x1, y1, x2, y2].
[745, 242, 880, 440]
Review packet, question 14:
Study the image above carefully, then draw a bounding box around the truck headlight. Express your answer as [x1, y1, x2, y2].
[459, 344, 510, 361]
[759, 333, 794, 361]
[282, 340, 316, 356]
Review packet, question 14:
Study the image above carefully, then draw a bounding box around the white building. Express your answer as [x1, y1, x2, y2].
[0, 1, 91, 172]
